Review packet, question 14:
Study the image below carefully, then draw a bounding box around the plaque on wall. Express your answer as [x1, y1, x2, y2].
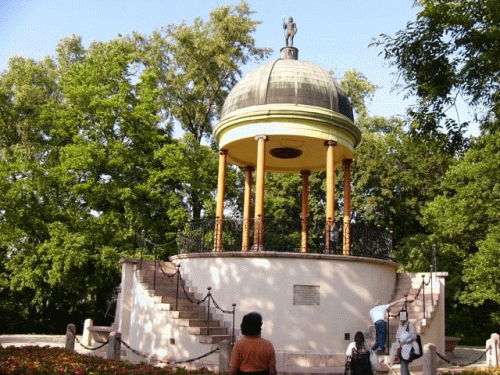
[293, 285, 320, 305]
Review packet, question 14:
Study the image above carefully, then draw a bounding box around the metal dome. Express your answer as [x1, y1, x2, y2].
[221, 56, 354, 121]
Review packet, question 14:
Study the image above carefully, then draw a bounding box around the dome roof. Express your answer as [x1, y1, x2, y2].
[221, 57, 354, 121]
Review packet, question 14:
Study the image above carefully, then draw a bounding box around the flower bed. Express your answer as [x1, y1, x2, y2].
[0, 345, 216, 375]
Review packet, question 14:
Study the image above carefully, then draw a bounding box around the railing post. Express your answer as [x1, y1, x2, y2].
[422, 274, 426, 320]
[207, 287, 212, 337]
[65, 323, 76, 351]
[153, 256, 157, 290]
[108, 331, 121, 361]
[423, 343, 437, 375]
[232, 303, 237, 347]
[430, 267, 434, 308]
[175, 264, 181, 311]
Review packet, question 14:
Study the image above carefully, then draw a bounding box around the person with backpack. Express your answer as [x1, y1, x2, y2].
[345, 331, 372, 375]
[396, 310, 420, 375]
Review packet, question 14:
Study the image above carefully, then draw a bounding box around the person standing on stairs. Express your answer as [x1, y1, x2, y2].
[229, 312, 277, 375]
[396, 310, 419, 375]
[370, 298, 404, 353]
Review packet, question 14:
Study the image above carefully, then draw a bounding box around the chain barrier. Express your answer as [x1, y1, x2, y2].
[436, 348, 488, 367]
[69, 326, 110, 351]
[121, 339, 219, 365]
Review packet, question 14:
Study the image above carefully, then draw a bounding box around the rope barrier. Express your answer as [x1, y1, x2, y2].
[121, 339, 219, 365]
[69, 326, 110, 351]
[436, 349, 488, 367]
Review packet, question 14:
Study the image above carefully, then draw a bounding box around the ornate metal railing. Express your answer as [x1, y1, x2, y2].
[177, 218, 392, 259]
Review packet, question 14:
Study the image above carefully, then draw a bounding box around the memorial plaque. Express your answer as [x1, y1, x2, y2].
[293, 285, 320, 305]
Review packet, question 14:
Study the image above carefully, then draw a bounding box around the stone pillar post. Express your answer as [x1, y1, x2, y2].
[423, 343, 437, 375]
[342, 159, 352, 255]
[242, 166, 254, 251]
[253, 135, 268, 251]
[214, 149, 228, 252]
[219, 339, 232, 372]
[301, 170, 311, 253]
[324, 141, 337, 253]
[65, 323, 76, 351]
[108, 331, 121, 361]
[117, 258, 137, 342]
[82, 318, 93, 347]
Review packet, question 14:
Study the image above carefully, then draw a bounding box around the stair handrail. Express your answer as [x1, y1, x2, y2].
[152, 261, 238, 345]
[388, 273, 437, 330]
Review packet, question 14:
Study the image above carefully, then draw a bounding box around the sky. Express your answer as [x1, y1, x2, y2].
[0, 0, 478, 135]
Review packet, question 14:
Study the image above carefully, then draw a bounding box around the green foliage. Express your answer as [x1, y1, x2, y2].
[136, 1, 271, 145]
[374, 0, 500, 145]
[421, 132, 500, 337]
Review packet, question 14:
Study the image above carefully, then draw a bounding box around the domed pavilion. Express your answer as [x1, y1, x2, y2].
[212, 45, 361, 253]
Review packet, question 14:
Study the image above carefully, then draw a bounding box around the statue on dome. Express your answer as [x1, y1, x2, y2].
[282, 16, 297, 47]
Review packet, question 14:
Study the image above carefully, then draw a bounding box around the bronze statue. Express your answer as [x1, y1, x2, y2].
[283, 16, 297, 47]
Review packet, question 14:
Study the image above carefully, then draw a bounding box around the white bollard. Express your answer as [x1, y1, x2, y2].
[492, 334, 500, 367]
[82, 318, 93, 347]
[423, 343, 437, 375]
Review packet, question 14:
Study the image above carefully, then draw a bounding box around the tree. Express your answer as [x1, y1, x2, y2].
[0, 36, 178, 333]
[136, 1, 271, 145]
[374, 0, 500, 143]
[420, 131, 500, 340]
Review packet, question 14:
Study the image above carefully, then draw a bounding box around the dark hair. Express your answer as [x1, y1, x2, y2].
[241, 312, 263, 336]
[354, 331, 365, 352]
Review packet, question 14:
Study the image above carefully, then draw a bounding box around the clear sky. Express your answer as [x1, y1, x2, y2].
[0, 0, 478, 135]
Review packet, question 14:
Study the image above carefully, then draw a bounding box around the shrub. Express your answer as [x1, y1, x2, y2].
[0, 346, 217, 375]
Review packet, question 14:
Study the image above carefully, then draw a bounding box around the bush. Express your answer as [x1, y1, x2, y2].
[0, 346, 217, 375]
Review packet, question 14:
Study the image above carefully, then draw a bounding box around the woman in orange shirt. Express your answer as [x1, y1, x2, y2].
[229, 312, 277, 375]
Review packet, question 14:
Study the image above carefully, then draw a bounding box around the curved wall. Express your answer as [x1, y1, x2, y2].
[170, 252, 398, 353]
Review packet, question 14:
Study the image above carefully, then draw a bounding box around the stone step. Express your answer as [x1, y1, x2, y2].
[168, 310, 210, 319]
[178, 319, 222, 328]
[199, 334, 233, 344]
[188, 326, 229, 336]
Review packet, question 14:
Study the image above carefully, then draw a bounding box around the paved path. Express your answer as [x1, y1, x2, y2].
[0, 335, 490, 374]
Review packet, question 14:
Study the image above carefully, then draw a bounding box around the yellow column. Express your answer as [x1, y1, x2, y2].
[343, 159, 352, 255]
[242, 166, 254, 252]
[325, 141, 337, 253]
[253, 135, 268, 251]
[301, 170, 311, 253]
[214, 149, 228, 252]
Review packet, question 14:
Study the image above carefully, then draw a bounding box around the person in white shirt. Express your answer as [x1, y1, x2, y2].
[396, 310, 419, 375]
[369, 298, 404, 352]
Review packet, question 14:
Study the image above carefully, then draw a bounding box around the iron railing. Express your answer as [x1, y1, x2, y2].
[177, 218, 392, 259]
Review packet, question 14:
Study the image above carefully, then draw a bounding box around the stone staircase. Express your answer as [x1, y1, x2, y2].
[368, 272, 441, 372]
[387, 273, 440, 339]
[137, 259, 233, 344]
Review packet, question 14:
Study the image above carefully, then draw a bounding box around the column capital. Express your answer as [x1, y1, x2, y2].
[219, 149, 229, 156]
[324, 140, 338, 147]
[255, 135, 269, 142]
[342, 158, 352, 166]
[245, 166, 255, 172]
[301, 170, 311, 177]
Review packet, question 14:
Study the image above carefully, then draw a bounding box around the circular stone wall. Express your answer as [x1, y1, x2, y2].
[170, 252, 398, 353]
